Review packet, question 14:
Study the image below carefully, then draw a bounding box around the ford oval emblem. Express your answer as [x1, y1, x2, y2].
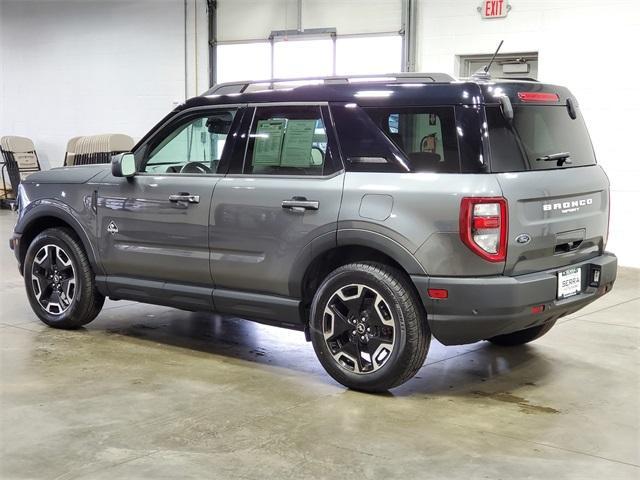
[515, 233, 531, 245]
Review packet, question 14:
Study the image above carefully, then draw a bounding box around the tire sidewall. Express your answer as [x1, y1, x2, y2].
[24, 230, 85, 327]
[310, 265, 414, 390]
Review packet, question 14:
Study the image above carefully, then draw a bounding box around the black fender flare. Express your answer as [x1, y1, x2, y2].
[337, 228, 427, 275]
[16, 200, 103, 275]
[287, 228, 427, 298]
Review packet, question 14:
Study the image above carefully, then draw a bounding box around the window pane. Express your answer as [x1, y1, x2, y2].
[336, 35, 402, 75]
[145, 110, 236, 174]
[363, 106, 461, 173]
[273, 39, 333, 78]
[486, 106, 597, 172]
[245, 106, 327, 175]
[217, 43, 271, 83]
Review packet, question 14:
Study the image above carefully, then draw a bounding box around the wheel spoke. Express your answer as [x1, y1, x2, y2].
[336, 338, 368, 373]
[49, 245, 58, 269]
[325, 303, 351, 339]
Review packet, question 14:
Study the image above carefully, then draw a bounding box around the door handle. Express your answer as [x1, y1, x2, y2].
[281, 198, 319, 212]
[169, 193, 200, 204]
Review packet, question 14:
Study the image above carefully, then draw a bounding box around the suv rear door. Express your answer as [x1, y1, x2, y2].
[485, 85, 609, 276]
[209, 104, 343, 306]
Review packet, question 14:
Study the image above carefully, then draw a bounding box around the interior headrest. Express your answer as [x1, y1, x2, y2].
[408, 152, 442, 172]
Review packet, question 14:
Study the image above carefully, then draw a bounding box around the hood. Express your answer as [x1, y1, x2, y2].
[21, 165, 109, 184]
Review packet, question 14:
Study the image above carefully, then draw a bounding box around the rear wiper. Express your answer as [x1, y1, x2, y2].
[536, 152, 572, 166]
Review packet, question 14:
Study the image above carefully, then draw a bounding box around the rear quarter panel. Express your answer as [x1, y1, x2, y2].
[338, 172, 505, 276]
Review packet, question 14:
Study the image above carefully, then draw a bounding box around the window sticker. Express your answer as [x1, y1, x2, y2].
[252, 119, 286, 166]
[281, 119, 317, 167]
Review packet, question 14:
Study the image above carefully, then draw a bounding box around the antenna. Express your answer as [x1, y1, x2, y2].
[484, 40, 504, 73]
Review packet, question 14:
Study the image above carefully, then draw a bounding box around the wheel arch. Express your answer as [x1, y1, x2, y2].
[16, 204, 102, 276]
[293, 231, 427, 325]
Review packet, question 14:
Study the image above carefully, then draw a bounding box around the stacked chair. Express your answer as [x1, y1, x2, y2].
[65, 134, 134, 166]
[1, 133, 134, 209]
[63, 136, 83, 167]
[0, 136, 42, 209]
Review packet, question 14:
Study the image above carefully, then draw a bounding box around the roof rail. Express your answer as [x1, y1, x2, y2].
[203, 72, 455, 96]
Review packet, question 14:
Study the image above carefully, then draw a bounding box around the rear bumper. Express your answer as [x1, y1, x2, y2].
[411, 252, 618, 345]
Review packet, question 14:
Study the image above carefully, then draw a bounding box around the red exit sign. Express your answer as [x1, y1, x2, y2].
[480, 0, 510, 18]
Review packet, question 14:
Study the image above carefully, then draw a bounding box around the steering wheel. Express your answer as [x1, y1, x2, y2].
[180, 161, 212, 174]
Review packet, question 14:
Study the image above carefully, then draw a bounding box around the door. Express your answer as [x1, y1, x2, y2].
[210, 104, 344, 299]
[98, 106, 242, 308]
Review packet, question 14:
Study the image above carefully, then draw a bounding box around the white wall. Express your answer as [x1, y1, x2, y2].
[2, 0, 639, 267]
[416, 0, 640, 267]
[0, 0, 208, 170]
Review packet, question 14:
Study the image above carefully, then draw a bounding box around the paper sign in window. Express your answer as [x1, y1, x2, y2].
[253, 119, 286, 166]
[281, 119, 317, 167]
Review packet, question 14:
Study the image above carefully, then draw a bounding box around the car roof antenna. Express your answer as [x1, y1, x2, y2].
[472, 40, 504, 81]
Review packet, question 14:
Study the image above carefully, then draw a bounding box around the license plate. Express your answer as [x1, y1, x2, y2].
[557, 267, 581, 299]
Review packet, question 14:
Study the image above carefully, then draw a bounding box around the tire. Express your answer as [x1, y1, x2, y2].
[487, 320, 557, 346]
[23, 227, 105, 329]
[309, 262, 430, 392]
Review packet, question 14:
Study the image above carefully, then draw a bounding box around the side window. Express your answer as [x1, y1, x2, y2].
[244, 106, 330, 175]
[144, 109, 237, 174]
[365, 107, 460, 173]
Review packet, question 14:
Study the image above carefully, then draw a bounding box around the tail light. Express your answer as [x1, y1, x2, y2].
[460, 197, 508, 262]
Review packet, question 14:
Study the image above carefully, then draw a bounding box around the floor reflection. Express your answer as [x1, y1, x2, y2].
[83, 306, 553, 395]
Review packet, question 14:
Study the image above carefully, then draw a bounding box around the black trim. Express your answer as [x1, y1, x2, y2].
[101, 275, 303, 328]
[214, 288, 303, 328]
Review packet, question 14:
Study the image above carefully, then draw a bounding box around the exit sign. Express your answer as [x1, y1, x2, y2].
[479, 0, 510, 18]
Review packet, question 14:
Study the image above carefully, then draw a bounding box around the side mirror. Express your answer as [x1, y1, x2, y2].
[111, 152, 136, 178]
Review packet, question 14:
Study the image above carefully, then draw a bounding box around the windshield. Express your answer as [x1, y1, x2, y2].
[486, 105, 596, 172]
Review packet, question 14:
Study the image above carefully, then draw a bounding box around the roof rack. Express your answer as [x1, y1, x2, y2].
[203, 72, 455, 96]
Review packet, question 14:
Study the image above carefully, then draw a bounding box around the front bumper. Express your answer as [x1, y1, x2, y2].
[9, 232, 22, 273]
[411, 252, 618, 345]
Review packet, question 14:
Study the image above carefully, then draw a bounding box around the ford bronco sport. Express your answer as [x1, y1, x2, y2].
[10, 73, 617, 392]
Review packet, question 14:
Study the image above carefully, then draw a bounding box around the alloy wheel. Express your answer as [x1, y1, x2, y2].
[31, 244, 76, 315]
[322, 284, 396, 374]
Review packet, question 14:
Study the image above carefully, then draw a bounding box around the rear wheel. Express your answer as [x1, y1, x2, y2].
[24, 228, 104, 329]
[310, 262, 430, 392]
[487, 320, 557, 346]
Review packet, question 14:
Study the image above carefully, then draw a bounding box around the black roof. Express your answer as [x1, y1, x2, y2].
[181, 76, 573, 110]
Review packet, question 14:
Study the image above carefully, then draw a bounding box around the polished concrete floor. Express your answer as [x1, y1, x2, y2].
[1, 210, 639, 479]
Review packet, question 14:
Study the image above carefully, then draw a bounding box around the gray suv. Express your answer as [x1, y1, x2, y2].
[10, 74, 618, 391]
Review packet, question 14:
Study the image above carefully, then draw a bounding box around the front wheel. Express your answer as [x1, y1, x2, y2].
[24, 228, 105, 329]
[487, 320, 557, 346]
[310, 262, 430, 392]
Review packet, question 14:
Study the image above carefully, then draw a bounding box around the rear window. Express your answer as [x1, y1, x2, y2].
[486, 105, 596, 172]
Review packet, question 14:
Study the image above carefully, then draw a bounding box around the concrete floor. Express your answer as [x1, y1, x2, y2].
[0, 210, 638, 479]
